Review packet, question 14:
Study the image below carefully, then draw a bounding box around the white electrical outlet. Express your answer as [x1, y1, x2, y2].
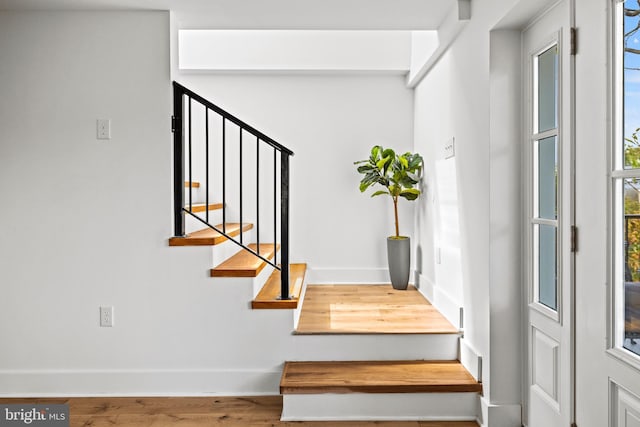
[97, 119, 111, 140]
[100, 306, 114, 327]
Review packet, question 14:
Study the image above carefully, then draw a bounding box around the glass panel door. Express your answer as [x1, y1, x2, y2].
[532, 42, 560, 314]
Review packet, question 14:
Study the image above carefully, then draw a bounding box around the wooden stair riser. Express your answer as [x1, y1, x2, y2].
[281, 393, 479, 422]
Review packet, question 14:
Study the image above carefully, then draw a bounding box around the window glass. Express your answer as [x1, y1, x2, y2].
[538, 136, 558, 220]
[625, 0, 640, 169]
[538, 46, 558, 133]
[537, 224, 558, 310]
[620, 1, 640, 356]
[624, 179, 640, 354]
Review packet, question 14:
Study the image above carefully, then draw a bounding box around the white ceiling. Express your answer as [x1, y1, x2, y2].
[0, 0, 456, 30]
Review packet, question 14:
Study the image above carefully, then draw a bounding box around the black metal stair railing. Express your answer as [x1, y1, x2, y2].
[172, 81, 294, 299]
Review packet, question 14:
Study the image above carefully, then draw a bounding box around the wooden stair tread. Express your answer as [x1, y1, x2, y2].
[184, 181, 200, 188]
[211, 243, 279, 277]
[280, 360, 482, 394]
[186, 202, 223, 213]
[252, 263, 307, 309]
[168, 223, 252, 246]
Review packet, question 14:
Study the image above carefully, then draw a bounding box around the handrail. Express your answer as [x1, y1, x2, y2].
[172, 81, 293, 300]
[173, 81, 294, 157]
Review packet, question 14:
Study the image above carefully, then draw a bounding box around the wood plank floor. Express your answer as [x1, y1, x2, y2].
[0, 396, 478, 426]
[295, 285, 459, 334]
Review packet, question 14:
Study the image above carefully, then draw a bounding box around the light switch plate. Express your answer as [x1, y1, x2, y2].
[444, 137, 455, 159]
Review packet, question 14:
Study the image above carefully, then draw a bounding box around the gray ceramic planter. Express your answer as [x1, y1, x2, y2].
[387, 236, 410, 290]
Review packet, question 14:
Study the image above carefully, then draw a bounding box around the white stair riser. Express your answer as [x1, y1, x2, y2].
[288, 333, 459, 361]
[211, 251, 279, 300]
[281, 392, 479, 421]
[185, 210, 224, 234]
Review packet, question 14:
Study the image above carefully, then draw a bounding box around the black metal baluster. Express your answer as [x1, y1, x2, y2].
[256, 136, 260, 250]
[280, 152, 290, 300]
[222, 118, 226, 234]
[273, 147, 277, 267]
[205, 108, 209, 224]
[239, 128, 243, 245]
[188, 97, 192, 212]
[173, 85, 185, 237]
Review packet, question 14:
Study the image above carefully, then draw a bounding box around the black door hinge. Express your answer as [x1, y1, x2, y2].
[171, 115, 178, 132]
[570, 27, 577, 56]
[571, 225, 578, 253]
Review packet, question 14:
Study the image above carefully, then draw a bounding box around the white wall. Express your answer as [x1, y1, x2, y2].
[411, 0, 526, 424]
[0, 10, 414, 395]
[177, 73, 415, 283]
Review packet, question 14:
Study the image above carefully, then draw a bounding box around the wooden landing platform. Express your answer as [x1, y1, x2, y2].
[281, 360, 482, 394]
[295, 284, 459, 334]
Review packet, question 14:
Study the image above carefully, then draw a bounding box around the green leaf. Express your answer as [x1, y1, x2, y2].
[398, 155, 409, 169]
[399, 188, 420, 201]
[371, 145, 382, 160]
[389, 184, 400, 197]
[382, 148, 395, 159]
[357, 165, 374, 174]
[371, 190, 389, 197]
[376, 156, 391, 171]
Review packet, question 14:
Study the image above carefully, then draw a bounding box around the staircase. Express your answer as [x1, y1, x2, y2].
[169, 82, 481, 425]
[281, 285, 481, 423]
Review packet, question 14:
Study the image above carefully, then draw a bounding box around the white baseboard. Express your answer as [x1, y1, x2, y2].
[478, 398, 522, 427]
[282, 392, 479, 421]
[415, 273, 462, 329]
[460, 337, 483, 382]
[306, 268, 393, 284]
[0, 369, 281, 397]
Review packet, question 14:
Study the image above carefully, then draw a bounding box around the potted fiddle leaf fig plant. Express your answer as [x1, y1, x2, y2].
[354, 145, 423, 290]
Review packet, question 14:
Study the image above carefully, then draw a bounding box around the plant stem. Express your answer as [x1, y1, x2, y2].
[393, 196, 399, 237]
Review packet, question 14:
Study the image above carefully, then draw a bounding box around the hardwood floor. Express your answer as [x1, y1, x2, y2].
[0, 396, 478, 426]
[295, 285, 459, 334]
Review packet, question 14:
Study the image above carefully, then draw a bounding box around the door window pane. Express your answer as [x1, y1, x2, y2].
[537, 136, 558, 219]
[537, 224, 557, 310]
[538, 45, 558, 133]
[624, 0, 640, 169]
[624, 178, 640, 355]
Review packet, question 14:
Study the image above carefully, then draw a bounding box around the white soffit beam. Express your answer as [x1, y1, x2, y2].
[0, 0, 457, 31]
[179, 30, 413, 72]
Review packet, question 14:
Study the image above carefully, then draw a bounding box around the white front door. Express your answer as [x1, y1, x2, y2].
[574, 1, 640, 426]
[522, 1, 574, 425]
